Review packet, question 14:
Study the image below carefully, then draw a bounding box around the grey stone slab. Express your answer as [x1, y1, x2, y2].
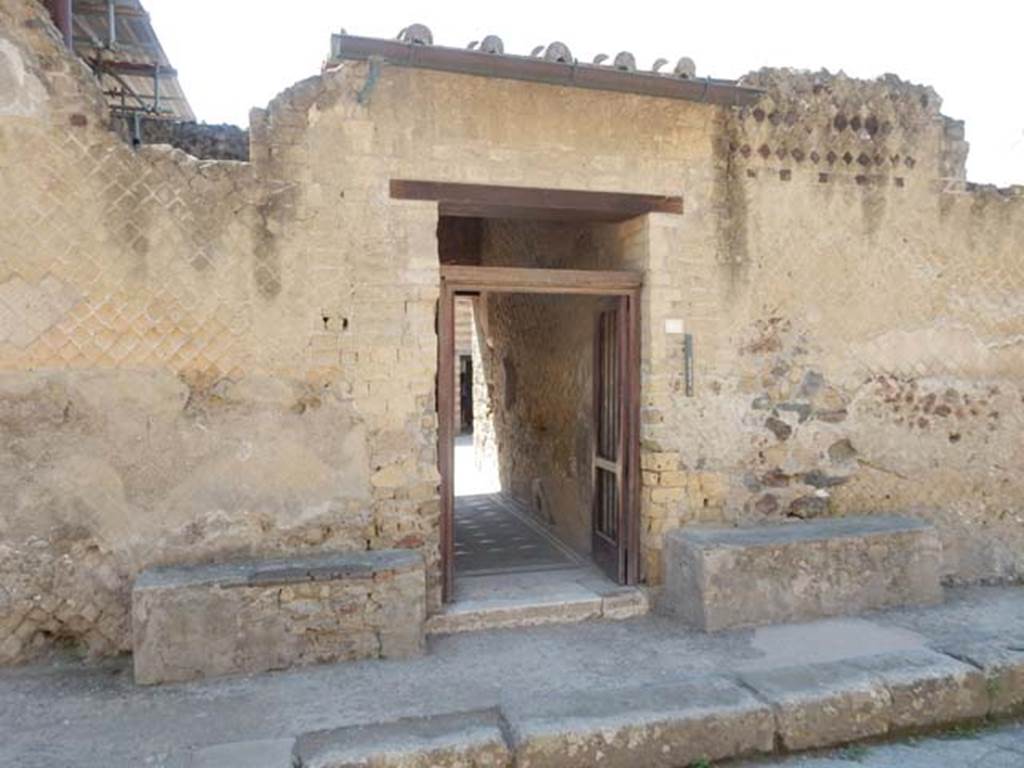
[738, 659, 891, 750]
[676, 515, 934, 548]
[847, 649, 989, 730]
[293, 708, 511, 768]
[135, 549, 423, 590]
[661, 515, 943, 630]
[939, 639, 1024, 715]
[504, 676, 774, 768]
[186, 738, 296, 768]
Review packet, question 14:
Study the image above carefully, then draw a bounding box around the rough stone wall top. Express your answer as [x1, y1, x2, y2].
[111, 116, 250, 161]
[733, 68, 964, 181]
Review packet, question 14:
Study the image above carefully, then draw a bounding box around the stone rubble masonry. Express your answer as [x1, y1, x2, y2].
[131, 549, 425, 685]
[111, 115, 250, 161]
[174, 643, 1023, 767]
[661, 515, 943, 630]
[2, 0, 1024, 666]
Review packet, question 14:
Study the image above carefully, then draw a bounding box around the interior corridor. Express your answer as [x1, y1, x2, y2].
[454, 437, 583, 577]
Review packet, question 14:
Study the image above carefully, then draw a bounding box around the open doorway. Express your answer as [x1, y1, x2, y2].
[439, 263, 641, 604]
[392, 179, 679, 610]
[452, 292, 597, 580]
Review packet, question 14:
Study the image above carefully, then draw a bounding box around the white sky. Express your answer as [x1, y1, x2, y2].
[146, 0, 1023, 186]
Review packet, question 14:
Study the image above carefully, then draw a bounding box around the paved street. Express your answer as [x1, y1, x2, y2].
[0, 585, 1021, 767]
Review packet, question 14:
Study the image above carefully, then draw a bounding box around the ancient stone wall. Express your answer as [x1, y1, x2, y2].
[2, 0, 1022, 665]
[0, 0, 436, 663]
[637, 70, 1024, 584]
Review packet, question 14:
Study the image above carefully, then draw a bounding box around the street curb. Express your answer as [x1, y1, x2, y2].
[174, 642, 1024, 767]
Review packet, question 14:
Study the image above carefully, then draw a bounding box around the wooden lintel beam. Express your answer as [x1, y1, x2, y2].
[392, 180, 682, 220]
[440, 264, 642, 295]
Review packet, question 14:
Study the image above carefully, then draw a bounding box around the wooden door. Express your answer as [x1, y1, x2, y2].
[592, 297, 628, 583]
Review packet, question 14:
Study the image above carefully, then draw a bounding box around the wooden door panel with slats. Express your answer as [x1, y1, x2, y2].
[592, 298, 627, 582]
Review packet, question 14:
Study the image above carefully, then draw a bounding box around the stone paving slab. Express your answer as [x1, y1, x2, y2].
[738, 659, 891, 750]
[846, 648, 989, 730]
[939, 639, 1024, 716]
[294, 708, 510, 768]
[504, 677, 774, 768]
[734, 721, 1024, 767]
[177, 738, 297, 768]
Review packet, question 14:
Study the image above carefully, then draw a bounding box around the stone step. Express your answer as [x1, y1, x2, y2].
[425, 570, 647, 635]
[738, 649, 989, 751]
[293, 708, 510, 768]
[661, 515, 943, 631]
[502, 677, 775, 768]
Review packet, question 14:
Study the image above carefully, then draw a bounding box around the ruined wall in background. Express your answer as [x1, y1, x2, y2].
[638, 69, 1024, 584]
[110, 116, 250, 161]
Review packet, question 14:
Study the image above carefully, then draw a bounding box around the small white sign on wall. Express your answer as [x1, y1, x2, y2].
[664, 318, 685, 335]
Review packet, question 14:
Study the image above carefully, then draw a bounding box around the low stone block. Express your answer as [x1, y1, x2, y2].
[661, 515, 942, 630]
[293, 708, 511, 768]
[941, 641, 1024, 716]
[739, 660, 891, 751]
[504, 677, 774, 768]
[848, 649, 988, 730]
[132, 549, 425, 685]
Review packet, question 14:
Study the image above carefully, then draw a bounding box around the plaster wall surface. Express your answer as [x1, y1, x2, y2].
[0, 0, 1022, 663]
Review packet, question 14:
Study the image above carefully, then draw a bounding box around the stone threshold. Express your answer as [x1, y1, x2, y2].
[424, 568, 649, 635]
[175, 642, 1024, 767]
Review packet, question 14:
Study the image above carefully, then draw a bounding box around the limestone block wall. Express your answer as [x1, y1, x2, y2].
[2, 0, 1022, 665]
[636, 71, 1024, 584]
[0, 0, 439, 664]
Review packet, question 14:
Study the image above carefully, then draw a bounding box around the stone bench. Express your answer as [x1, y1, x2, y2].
[661, 515, 942, 631]
[132, 549, 425, 685]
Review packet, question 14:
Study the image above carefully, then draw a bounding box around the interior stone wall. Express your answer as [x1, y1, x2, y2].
[474, 292, 599, 554]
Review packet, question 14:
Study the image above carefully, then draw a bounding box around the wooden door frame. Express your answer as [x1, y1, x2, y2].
[437, 264, 642, 602]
